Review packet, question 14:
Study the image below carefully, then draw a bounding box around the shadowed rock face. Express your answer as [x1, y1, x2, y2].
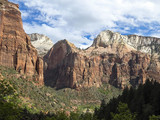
[44, 30, 160, 89]
[0, 0, 43, 84]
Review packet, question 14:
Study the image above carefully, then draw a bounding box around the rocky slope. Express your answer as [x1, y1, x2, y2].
[44, 30, 160, 89]
[0, 0, 43, 84]
[93, 30, 160, 56]
[28, 33, 53, 57]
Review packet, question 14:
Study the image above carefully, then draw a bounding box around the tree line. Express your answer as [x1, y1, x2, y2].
[95, 79, 160, 120]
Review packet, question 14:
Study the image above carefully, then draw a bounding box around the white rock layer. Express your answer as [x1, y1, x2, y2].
[28, 33, 54, 56]
[92, 30, 160, 56]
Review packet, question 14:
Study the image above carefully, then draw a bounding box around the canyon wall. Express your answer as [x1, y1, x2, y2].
[0, 0, 43, 84]
[44, 30, 160, 89]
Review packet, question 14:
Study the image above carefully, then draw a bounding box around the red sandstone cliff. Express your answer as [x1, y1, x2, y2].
[44, 31, 160, 89]
[0, 0, 43, 84]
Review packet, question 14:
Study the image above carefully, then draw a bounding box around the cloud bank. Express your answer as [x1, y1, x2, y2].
[9, 0, 160, 48]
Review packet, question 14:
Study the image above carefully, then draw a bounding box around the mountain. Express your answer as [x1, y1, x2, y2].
[44, 30, 160, 89]
[92, 30, 160, 56]
[1, 0, 160, 118]
[0, 0, 43, 84]
[28, 33, 53, 57]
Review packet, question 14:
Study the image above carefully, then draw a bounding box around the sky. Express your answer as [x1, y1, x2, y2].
[9, 0, 160, 48]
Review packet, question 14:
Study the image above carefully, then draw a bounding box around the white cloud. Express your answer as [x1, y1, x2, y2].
[9, 0, 160, 48]
[21, 10, 29, 19]
[23, 22, 93, 47]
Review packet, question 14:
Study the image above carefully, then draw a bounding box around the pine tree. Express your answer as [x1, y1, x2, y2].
[111, 102, 137, 120]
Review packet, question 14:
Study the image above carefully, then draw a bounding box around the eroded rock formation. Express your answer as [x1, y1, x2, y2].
[28, 33, 53, 57]
[0, 0, 43, 84]
[44, 30, 160, 89]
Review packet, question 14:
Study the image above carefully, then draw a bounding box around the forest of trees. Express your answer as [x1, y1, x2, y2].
[1, 79, 160, 120]
[95, 80, 160, 120]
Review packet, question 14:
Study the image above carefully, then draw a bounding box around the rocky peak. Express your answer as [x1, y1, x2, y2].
[44, 30, 160, 90]
[92, 30, 160, 56]
[0, 0, 20, 11]
[29, 33, 52, 42]
[92, 30, 122, 47]
[49, 39, 77, 56]
[55, 39, 77, 51]
[28, 33, 53, 56]
[44, 39, 77, 70]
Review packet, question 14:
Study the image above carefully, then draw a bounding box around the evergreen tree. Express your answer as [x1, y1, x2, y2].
[95, 79, 160, 120]
[149, 115, 160, 120]
[111, 102, 136, 120]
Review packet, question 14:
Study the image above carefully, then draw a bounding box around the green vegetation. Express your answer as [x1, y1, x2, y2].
[149, 115, 160, 120]
[111, 102, 137, 120]
[0, 66, 121, 119]
[2, 66, 160, 120]
[95, 80, 160, 120]
[0, 78, 22, 120]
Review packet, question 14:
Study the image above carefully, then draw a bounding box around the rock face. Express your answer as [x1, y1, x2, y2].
[93, 30, 160, 56]
[0, 0, 43, 84]
[28, 33, 53, 57]
[44, 30, 160, 89]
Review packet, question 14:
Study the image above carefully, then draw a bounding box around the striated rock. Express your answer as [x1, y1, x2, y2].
[0, 0, 43, 84]
[43, 40, 77, 88]
[44, 30, 160, 89]
[28, 33, 53, 57]
[93, 30, 160, 56]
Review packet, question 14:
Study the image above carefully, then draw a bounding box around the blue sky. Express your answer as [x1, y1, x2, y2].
[9, 0, 160, 48]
